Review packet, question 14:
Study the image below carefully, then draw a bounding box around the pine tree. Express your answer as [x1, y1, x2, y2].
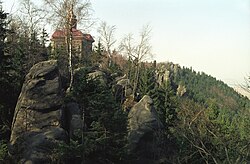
[58, 68, 128, 163]
[0, 3, 24, 159]
[150, 79, 177, 129]
[138, 64, 156, 97]
[0, 1, 8, 62]
[0, 1, 12, 138]
[90, 40, 104, 65]
[39, 28, 49, 60]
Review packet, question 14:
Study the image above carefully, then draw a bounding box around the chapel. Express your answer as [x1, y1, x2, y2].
[51, 8, 94, 59]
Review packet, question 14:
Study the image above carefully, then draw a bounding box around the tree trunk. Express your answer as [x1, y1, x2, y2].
[132, 62, 140, 98]
[68, 29, 73, 92]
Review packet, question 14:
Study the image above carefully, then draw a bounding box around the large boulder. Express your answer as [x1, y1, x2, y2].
[87, 70, 107, 86]
[113, 78, 133, 103]
[155, 68, 170, 86]
[9, 60, 67, 163]
[117, 79, 133, 97]
[127, 95, 163, 154]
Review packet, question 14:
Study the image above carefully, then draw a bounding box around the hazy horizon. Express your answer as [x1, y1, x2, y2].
[2, 0, 250, 86]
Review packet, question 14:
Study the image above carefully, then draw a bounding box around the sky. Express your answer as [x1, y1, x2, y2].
[1, 0, 250, 86]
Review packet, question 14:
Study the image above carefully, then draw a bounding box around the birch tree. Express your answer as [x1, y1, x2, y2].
[119, 24, 153, 97]
[97, 21, 116, 66]
[43, 0, 92, 91]
[43, 0, 92, 29]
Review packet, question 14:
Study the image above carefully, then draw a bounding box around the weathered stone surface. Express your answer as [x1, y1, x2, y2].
[127, 95, 163, 153]
[9, 60, 67, 163]
[117, 79, 133, 97]
[88, 70, 107, 86]
[12, 128, 67, 164]
[17, 60, 62, 111]
[114, 79, 133, 103]
[177, 84, 187, 97]
[156, 69, 170, 86]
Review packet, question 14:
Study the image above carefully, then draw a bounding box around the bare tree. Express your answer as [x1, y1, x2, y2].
[119, 24, 153, 97]
[97, 21, 116, 66]
[241, 75, 250, 94]
[9, 0, 47, 72]
[119, 33, 134, 60]
[19, 0, 46, 36]
[42, 0, 93, 91]
[43, 0, 93, 30]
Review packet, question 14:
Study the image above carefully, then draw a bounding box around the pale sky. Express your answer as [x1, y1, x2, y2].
[2, 0, 250, 86]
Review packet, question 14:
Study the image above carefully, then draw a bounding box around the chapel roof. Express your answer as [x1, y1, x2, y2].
[51, 28, 94, 42]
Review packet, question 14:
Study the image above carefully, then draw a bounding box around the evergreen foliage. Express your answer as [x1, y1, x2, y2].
[138, 63, 156, 96]
[166, 63, 250, 163]
[90, 40, 104, 65]
[172, 65, 249, 111]
[174, 98, 250, 163]
[54, 68, 128, 163]
[138, 64, 178, 129]
[0, 140, 8, 161]
[0, 3, 21, 143]
[135, 62, 250, 163]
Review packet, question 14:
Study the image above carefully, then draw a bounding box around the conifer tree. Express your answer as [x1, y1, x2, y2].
[0, 1, 11, 139]
[0, 1, 24, 150]
[138, 64, 156, 97]
[150, 79, 177, 129]
[90, 40, 104, 65]
[0, 1, 8, 61]
[56, 68, 128, 163]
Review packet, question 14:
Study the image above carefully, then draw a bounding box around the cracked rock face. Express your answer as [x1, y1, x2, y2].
[9, 60, 67, 163]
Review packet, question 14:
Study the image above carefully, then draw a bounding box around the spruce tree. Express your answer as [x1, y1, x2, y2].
[138, 64, 156, 96]
[0, 3, 23, 160]
[0, 1, 8, 62]
[150, 78, 177, 129]
[58, 68, 128, 163]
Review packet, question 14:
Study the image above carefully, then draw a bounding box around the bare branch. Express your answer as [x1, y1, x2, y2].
[18, 0, 46, 34]
[119, 33, 135, 59]
[42, 0, 93, 30]
[119, 24, 153, 97]
[241, 75, 250, 94]
[97, 21, 116, 56]
[189, 110, 203, 128]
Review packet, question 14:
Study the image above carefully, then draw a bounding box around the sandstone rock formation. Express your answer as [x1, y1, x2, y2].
[117, 79, 133, 97]
[87, 70, 107, 86]
[127, 95, 163, 154]
[155, 67, 170, 86]
[113, 78, 133, 104]
[177, 84, 187, 97]
[9, 60, 67, 163]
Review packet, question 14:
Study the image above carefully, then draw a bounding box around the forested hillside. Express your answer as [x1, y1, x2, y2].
[0, 0, 250, 163]
[135, 62, 250, 163]
[172, 64, 249, 111]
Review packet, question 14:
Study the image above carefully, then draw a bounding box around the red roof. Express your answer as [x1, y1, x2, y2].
[51, 28, 94, 42]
